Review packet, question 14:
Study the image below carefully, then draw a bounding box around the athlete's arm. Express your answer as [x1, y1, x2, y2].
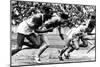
[34, 27, 54, 33]
[58, 26, 64, 40]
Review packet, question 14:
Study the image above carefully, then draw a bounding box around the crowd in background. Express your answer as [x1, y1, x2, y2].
[11, 1, 96, 30]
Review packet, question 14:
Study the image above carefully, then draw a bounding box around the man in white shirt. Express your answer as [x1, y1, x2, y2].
[58, 18, 91, 61]
[11, 12, 52, 57]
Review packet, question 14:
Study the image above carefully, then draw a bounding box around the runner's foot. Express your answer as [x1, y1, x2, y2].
[58, 55, 64, 61]
[34, 56, 41, 63]
[64, 53, 70, 59]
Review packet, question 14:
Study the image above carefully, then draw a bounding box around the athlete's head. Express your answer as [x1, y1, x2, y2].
[60, 13, 69, 20]
[42, 6, 53, 14]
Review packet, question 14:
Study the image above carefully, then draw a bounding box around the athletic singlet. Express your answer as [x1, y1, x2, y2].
[17, 13, 43, 35]
[66, 19, 90, 39]
[66, 25, 87, 39]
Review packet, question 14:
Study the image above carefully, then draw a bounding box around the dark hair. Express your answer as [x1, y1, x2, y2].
[91, 15, 96, 20]
[42, 6, 52, 13]
[60, 13, 69, 19]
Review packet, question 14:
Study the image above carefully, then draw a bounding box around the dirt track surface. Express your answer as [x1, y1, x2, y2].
[11, 34, 95, 66]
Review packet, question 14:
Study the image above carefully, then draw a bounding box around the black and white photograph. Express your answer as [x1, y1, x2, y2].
[10, 0, 96, 66]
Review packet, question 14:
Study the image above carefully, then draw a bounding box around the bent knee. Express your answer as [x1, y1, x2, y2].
[72, 44, 79, 50]
[73, 45, 79, 50]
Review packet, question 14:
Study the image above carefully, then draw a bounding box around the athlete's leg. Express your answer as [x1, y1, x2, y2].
[60, 38, 71, 55]
[58, 38, 71, 61]
[64, 40, 77, 58]
[25, 33, 42, 63]
[22, 42, 38, 48]
[64, 46, 75, 59]
[11, 33, 25, 56]
[26, 33, 41, 48]
[80, 36, 88, 47]
[64, 37, 80, 59]
[35, 34, 50, 62]
[72, 37, 79, 50]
